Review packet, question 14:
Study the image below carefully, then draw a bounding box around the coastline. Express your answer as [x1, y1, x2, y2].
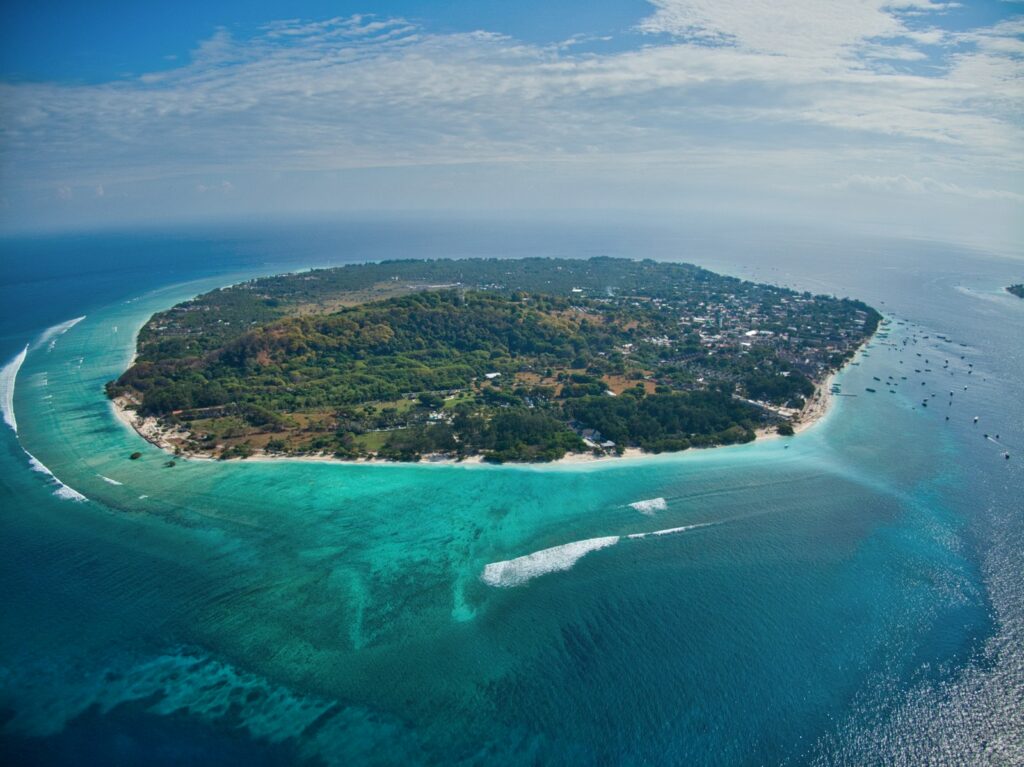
[103, 257, 876, 469]
[108, 267, 875, 468]
[109, 366, 843, 469]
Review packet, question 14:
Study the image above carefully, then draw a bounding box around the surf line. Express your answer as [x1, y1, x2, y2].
[0, 345, 29, 433]
[481, 521, 717, 588]
[2, 316, 89, 432]
[1, 319, 91, 502]
[629, 497, 668, 515]
[26, 449, 87, 502]
[37, 316, 86, 352]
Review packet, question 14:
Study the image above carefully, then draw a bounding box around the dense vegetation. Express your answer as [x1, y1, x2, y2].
[109, 257, 879, 462]
[119, 291, 591, 415]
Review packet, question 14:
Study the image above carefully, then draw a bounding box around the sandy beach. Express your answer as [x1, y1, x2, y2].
[110, 363, 841, 468]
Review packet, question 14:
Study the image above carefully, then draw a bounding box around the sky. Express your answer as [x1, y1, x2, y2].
[0, 1, 1021, 248]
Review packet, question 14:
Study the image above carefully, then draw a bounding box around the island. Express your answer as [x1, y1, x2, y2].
[107, 257, 880, 463]
[1007, 284, 1024, 299]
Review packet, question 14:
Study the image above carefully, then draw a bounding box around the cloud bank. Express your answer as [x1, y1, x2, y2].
[0, 4, 1020, 243]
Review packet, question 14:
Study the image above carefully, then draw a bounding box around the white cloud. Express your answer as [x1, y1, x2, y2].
[195, 181, 235, 194]
[636, 0, 956, 57]
[833, 174, 1024, 201]
[640, 0, 886, 53]
[0, 9, 1020, 238]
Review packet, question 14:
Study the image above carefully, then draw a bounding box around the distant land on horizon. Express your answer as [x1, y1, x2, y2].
[108, 257, 880, 464]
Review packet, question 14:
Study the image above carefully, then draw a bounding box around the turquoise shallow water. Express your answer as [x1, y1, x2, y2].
[1, 222, 1021, 765]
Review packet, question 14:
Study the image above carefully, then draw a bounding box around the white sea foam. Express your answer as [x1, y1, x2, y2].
[25, 450, 87, 502]
[481, 536, 620, 587]
[37, 316, 86, 352]
[1, 345, 29, 433]
[628, 522, 714, 539]
[53, 485, 88, 501]
[629, 497, 667, 515]
[481, 520, 721, 587]
[98, 475, 123, 486]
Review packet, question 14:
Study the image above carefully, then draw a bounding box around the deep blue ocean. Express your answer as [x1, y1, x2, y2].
[1, 218, 1021, 765]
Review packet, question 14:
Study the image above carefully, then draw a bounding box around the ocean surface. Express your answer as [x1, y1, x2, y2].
[1, 218, 1021, 766]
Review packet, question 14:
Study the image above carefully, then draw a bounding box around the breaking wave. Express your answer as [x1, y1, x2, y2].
[1, 317, 86, 434]
[483, 520, 718, 587]
[1, 345, 29, 433]
[628, 522, 715, 539]
[98, 475, 124, 486]
[1, 318, 93, 501]
[37, 315, 86, 351]
[629, 497, 667, 515]
[26, 450, 87, 502]
[481, 536, 621, 587]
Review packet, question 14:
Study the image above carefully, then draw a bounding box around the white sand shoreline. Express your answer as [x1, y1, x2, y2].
[109, 361, 845, 469]
[109, 309, 876, 469]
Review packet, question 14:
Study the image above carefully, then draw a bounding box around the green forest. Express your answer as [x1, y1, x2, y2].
[109, 257, 879, 462]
